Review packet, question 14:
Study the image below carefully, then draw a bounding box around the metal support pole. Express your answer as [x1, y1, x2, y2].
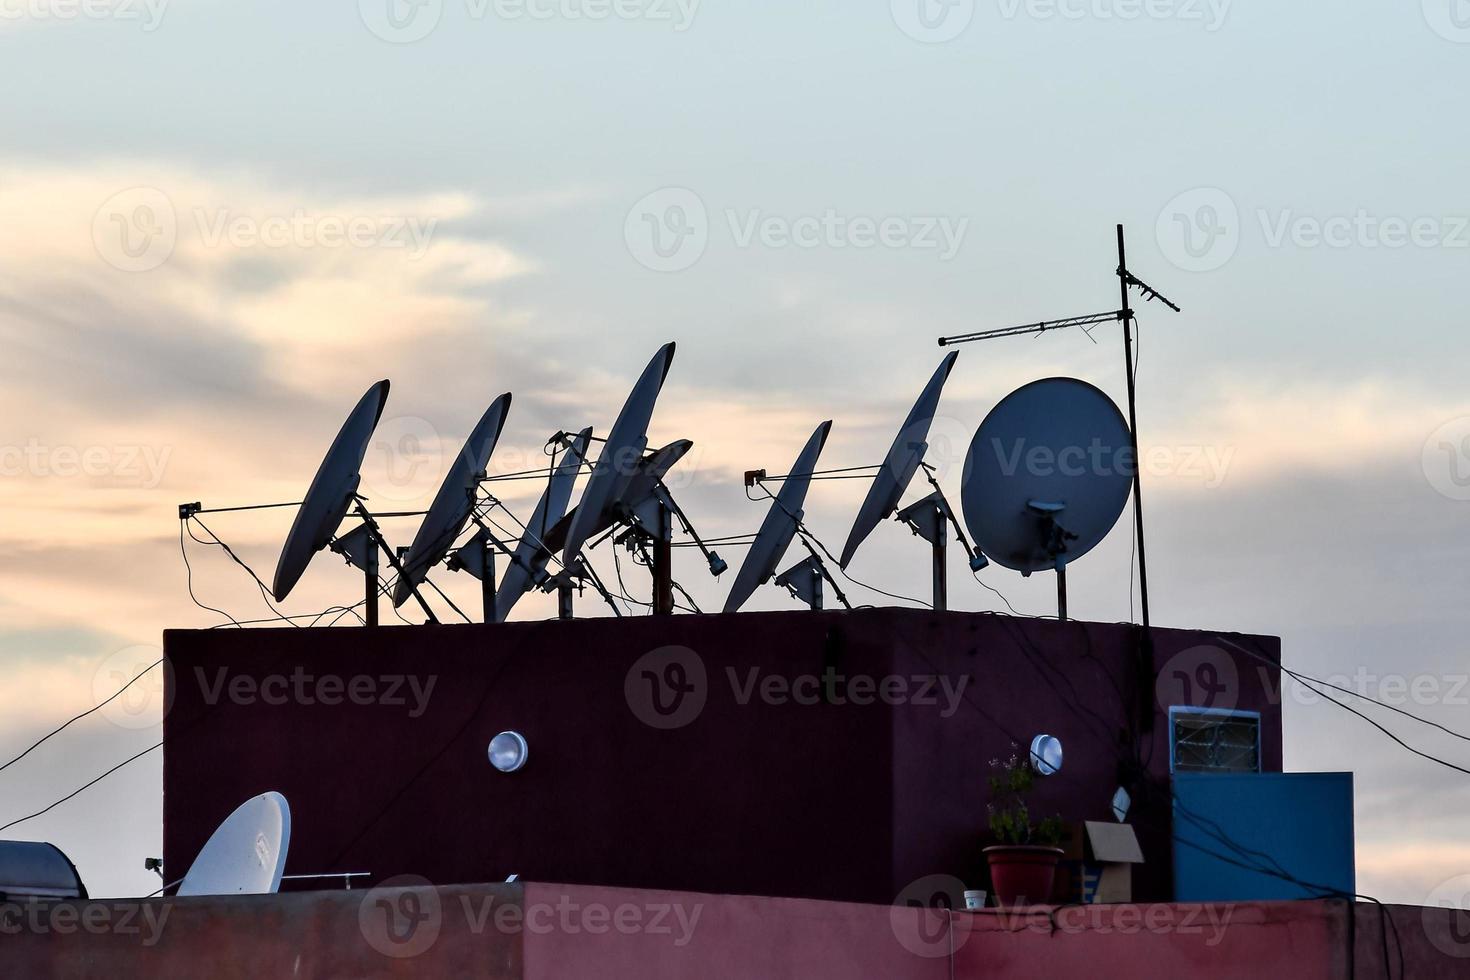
[932, 517, 947, 612]
[351, 501, 439, 623]
[1056, 563, 1067, 623]
[652, 506, 674, 616]
[1118, 224, 1156, 733]
[481, 535, 496, 623]
[365, 542, 379, 627]
[558, 581, 574, 620]
[1117, 224, 1150, 631]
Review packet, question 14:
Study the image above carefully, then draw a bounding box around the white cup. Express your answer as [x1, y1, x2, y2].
[964, 890, 987, 911]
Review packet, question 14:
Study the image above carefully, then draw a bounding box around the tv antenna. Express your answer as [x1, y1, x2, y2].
[836, 351, 987, 610]
[938, 225, 1178, 632]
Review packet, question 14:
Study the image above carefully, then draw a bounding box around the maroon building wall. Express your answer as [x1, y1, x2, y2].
[161, 609, 1280, 905]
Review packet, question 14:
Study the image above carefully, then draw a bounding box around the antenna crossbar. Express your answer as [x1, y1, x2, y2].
[938, 310, 1122, 347]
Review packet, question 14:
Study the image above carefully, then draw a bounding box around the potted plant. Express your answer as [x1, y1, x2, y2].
[983, 748, 1064, 907]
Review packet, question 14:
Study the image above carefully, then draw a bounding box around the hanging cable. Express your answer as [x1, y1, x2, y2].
[0, 660, 162, 778]
[751, 483, 932, 608]
[0, 741, 163, 834]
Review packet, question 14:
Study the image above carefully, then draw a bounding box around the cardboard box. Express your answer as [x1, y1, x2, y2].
[1057, 821, 1144, 904]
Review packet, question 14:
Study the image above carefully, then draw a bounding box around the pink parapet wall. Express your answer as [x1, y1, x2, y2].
[522, 884, 1464, 980]
[522, 883, 1336, 980]
[3, 881, 1465, 977]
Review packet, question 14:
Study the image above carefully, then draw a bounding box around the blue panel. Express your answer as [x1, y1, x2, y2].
[1172, 772, 1354, 902]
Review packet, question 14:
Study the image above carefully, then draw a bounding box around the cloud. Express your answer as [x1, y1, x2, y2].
[2, 160, 1469, 906]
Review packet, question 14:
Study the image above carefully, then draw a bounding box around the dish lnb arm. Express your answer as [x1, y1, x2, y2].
[917, 463, 987, 571]
[653, 482, 727, 577]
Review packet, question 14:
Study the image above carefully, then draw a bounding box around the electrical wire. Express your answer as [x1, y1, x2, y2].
[180, 520, 242, 627]
[184, 517, 372, 628]
[1218, 636, 1470, 768]
[971, 568, 1025, 617]
[190, 517, 300, 624]
[1170, 797, 1403, 978]
[0, 741, 163, 834]
[0, 659, 162, 778]
[750, 483, 932, 609]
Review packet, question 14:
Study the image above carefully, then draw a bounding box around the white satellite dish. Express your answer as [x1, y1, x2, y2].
[723, 421, 833, 614]
[562, 343, 675, 567]
[272, 381, 390, 601]
[492, 427, 592, 622]
[176, 791, 291, 897]
[839, 351, 958, 568]
[394, 393, 512, 609]
[961, 377, 1133, 618]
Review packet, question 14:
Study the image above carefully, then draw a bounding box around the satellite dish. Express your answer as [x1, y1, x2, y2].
[723, 421, 833, 614]
[961, 377, 1132, 574]
[393, 393, 512, 608]
[562, 343, 675, 567]
[272, 381, 390, 601]
[492, 427, 592, 623]
[176, 791, 291, 897]
[542, 439, 694, 556]
[839, 351, 958, 568]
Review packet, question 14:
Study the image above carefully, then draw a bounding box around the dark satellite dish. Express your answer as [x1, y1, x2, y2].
[723, 421, 832, 614]
[393, 393, 512, 608]
[562, 343, 675, 567]
[272, 381, 390, 601]
[492, 427, 592, 623]
[839, 351, 958, 568]
[0, 841, 87, 901]
[961, 377, 1132, 617]
[543, 439, 693, 556]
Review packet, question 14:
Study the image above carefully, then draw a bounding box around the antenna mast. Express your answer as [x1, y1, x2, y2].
[937, 224, 1179, 632]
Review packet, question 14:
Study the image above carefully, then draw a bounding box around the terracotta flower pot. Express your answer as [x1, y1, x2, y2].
[983, 844, 1064, 907]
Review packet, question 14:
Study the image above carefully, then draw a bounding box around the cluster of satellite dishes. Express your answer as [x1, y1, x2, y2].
[180, 228, 1187, 626]
[181, 335, 1139, 624]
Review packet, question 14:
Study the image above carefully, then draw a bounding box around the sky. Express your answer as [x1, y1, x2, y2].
[0, 0, 1467, 908]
